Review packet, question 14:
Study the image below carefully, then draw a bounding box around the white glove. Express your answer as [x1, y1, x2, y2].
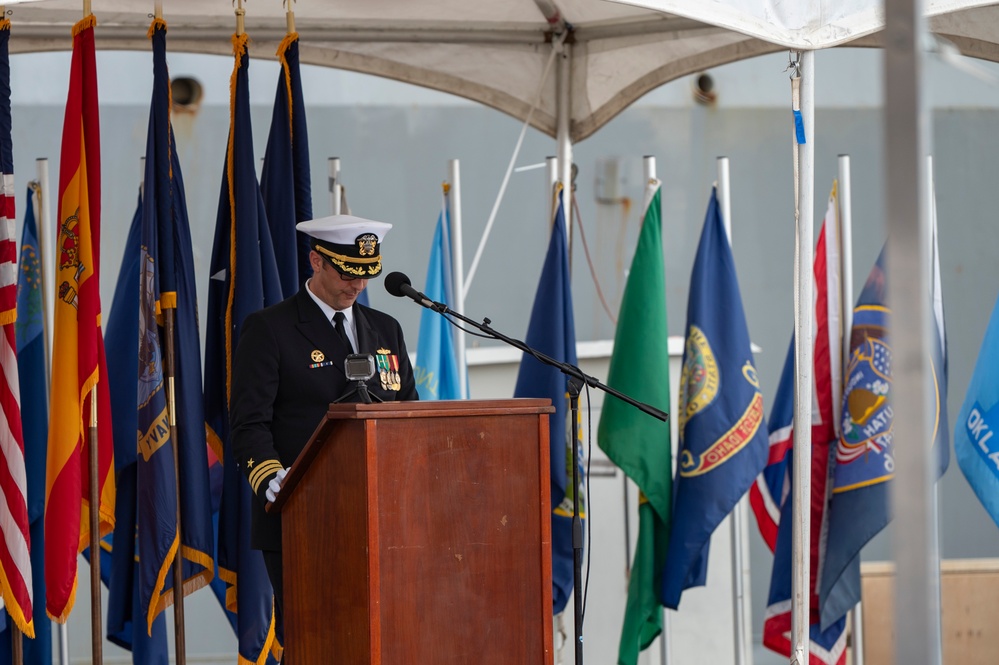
[265, 467, 289, 503]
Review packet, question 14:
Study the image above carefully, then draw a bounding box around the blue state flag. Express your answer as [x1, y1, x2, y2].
[103, 193, 170, 662]
[956, 291, 999, 527]
[415, 192, 465, 400]
[819, 246, 949, 628]
[661, 187, 768, 609]
[104, 24, 216, 659]
[261, 31, 312, 298]
[0, 187, 52, 665]
[204, 31, 283, 665]
[139, 18, 215, 632]
[513, 186, 581, 614]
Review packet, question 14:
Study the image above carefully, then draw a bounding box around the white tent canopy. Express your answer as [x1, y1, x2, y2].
[11, 1, 999, 140]
[8, 0, 787, 142]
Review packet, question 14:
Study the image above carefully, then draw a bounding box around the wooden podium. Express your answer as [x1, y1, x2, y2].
[269, 399, 555, 664]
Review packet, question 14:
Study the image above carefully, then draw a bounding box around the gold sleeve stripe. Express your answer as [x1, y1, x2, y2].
[249, 460, 284, 492]
[249, 460, 284, 490]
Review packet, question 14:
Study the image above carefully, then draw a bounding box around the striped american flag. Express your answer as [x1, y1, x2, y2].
[0, 17, 34, 637]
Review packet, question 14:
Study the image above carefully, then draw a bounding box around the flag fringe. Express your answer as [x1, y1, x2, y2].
[276, 32, 298, 138]
[71, 15, 97, 37]
[0, 562, 35, 637]
[146, 17, 167, 39]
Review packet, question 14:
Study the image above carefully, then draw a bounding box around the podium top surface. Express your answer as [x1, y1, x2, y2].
[325, 398, 554, 420]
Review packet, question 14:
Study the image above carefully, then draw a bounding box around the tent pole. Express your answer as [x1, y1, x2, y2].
[447, 158, 468, 398]
[837, 154, 864, 665]
[884, 0, 939, 661]
[791, 48, 816, 665]
[556, 42, 572, 244]
[718, 156, 753, 665]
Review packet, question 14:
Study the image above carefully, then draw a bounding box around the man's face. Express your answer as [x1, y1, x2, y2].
[308, 250, 368, 310]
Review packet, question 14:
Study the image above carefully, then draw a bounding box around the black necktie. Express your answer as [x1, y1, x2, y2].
[333, 311, 353, 352]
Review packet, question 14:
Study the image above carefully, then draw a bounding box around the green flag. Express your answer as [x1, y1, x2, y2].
[597, 181, 672, 664]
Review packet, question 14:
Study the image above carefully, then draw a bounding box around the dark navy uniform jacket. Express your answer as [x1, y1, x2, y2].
[230, 288, 418, 551]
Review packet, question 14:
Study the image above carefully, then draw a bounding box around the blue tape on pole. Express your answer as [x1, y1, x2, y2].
[793, 109, 806, 144]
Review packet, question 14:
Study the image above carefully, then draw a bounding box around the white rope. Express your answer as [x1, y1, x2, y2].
[462, 32, 567, 300]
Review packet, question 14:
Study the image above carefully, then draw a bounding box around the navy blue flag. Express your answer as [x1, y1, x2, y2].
[260, 32, 312, 298]
[103, 193, 169, 662]
[661, 187, 768, 609]
[104, 23, 215, 657]
[204, 31, 283, 664]
[819, 246, 949, 628]
[0, 187, 52, 665]
[513, 186, 582, 614]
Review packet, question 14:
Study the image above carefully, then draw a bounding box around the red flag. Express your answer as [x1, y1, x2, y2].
[45, 14, 115, 622]
[0, 16, 34, 637]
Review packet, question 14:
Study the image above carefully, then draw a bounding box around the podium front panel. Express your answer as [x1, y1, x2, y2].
[281, 400, 553, 664]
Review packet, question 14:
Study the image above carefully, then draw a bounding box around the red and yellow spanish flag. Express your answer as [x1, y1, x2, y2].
[44, 14, 115, 623]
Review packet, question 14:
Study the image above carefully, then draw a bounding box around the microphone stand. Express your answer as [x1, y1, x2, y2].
[422, 299, 667, 665]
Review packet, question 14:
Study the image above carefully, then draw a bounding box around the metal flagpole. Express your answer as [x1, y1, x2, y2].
[645, 155, 672, 665]
[446, 159, 467, 398]
[884, 0, 939, 661]
[546, 157, 558, 222]
[926, 154, 944, 665]
[790, 48, 816, 665]
[718, 156, 753, 665]
[837, 154, 863, 665]
[35, 159, 53, 388]
[36, 157, 68, 665]
[329, 157, 342, 215]
[87, 388, 101, 665]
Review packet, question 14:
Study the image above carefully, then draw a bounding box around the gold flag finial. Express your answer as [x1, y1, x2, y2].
[234, 0, 245, 36]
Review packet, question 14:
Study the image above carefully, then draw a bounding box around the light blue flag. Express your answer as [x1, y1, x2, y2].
[414, 197, 465, 400]
[955, 291, 999, 527]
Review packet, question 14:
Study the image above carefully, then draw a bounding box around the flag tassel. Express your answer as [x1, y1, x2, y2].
[88, 386, 103, 665]
[163, 306, 188, 664]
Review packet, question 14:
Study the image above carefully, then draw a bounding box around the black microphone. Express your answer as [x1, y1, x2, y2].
[384, 271, 436, 309]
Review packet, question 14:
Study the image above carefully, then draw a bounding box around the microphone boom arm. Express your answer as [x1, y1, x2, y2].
[430, 300, 667, 423]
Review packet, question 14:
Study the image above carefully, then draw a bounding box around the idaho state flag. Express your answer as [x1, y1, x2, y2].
[204, 31, 283, 664]
[45, 13, 115, 623]
[661, 187, 768, 609]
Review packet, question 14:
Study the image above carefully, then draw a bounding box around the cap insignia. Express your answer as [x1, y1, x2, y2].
[356, 234, 378, 257]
